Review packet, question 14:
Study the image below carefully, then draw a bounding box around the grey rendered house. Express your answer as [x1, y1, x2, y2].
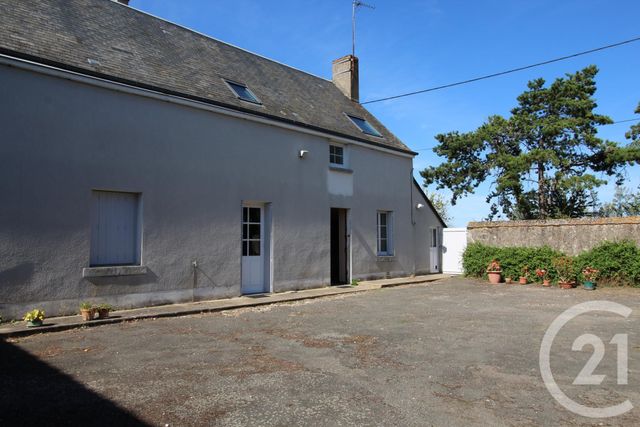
[0, 0, 445, 319]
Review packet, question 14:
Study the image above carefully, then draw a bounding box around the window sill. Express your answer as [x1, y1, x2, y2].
[82, 265, 148, 278]
[376, 255, 395, 262]
[329, 165, 353, 174]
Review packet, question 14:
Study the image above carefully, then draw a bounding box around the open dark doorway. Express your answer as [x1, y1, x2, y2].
[330, 208, 349, 285]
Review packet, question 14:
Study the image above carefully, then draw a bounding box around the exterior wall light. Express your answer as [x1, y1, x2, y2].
[299, 150, 309, 158]
[415, 203, 424, 210]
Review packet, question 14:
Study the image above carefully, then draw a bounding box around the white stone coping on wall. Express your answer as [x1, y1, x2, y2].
[82, 265, 148, 278]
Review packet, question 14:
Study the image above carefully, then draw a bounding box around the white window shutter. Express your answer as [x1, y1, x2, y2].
[90, 191, 141, 266]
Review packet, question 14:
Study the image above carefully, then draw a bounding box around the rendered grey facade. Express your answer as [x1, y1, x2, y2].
[0, 0, 444, 319]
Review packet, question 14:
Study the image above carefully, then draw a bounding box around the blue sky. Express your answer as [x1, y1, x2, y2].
[132, 0, 640, 226]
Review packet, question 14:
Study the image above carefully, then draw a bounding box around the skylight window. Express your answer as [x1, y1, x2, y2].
[224, 80, 261, 104]
[347, 115, 383, 138]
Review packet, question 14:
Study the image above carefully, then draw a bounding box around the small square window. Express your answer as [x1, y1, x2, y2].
[329, 145, 344, 165]
[225, 80, 261, 104]
[347, 115, 383, 138]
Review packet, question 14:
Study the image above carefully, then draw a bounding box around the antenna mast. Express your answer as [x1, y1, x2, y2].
[352, 0, 375, 57]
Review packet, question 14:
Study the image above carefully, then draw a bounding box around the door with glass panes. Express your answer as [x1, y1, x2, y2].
[430, 227, 440, 273]
[241, 204, 264, 294]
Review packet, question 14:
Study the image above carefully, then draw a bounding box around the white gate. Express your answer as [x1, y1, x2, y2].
[442, 228, 467, 275]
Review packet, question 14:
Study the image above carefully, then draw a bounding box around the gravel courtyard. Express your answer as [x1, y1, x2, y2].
[2, 277, 639, 426]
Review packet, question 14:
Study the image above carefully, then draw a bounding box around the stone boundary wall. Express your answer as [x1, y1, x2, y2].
[467, 217, 640, 256]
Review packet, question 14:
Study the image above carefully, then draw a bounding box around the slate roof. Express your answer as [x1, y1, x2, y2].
[0, 0, 414, 154]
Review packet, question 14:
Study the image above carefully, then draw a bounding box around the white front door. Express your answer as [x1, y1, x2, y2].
[430, 227, 440, 273]
[241, 205, 264, 294]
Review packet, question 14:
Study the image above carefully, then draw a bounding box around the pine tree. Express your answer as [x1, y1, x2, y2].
[421, 66, 640, 220]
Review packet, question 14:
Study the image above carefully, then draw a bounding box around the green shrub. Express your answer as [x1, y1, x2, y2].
[574, 241, 640, 287]
[462, 243, 564, 283]
[501, 246, 565, 283]
[462, 242, 496, 279]
[463, 240, 640, 287]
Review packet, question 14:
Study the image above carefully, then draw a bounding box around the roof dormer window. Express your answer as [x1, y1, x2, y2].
[346, 114, 383, 138]
[224, 80, 261, 104]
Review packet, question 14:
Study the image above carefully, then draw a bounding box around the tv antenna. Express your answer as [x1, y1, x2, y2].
[352, 0, 375, 57]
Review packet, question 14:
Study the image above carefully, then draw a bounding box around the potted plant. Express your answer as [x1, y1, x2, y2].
[553, 256, 575, 289]
[519, 266, 529, 285]
[96, 303, 113, 319]
[23, 309, 45, 327]
[80, 302, 95, 321]
[486, 259, 502, 284]
[582, 267, 599, 291]
[505, 277, 513, 284]
[536, 268, 551, 287]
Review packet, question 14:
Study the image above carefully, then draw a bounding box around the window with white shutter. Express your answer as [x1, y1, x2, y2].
[90, 190, 142, 266]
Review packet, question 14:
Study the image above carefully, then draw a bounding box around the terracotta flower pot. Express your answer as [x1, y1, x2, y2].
[542, 279, 551, 287]
[559, 281, 574, 289]
[487, 271, 501, 284]
[97, 308, 110, 319]
[80, 308, 94, 321]
[519, 276, 527, 285]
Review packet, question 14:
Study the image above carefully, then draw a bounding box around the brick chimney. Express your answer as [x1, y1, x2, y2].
[332, 55, 359, 102]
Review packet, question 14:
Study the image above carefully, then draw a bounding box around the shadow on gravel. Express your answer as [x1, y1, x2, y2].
[0, 339, 148, 426]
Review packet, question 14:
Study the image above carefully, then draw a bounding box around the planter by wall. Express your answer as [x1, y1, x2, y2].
[559, 281, 574, 289]
[80, 308, 95, 321]
[487, 272, 501, 284]
[97, 308, 111, 319]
